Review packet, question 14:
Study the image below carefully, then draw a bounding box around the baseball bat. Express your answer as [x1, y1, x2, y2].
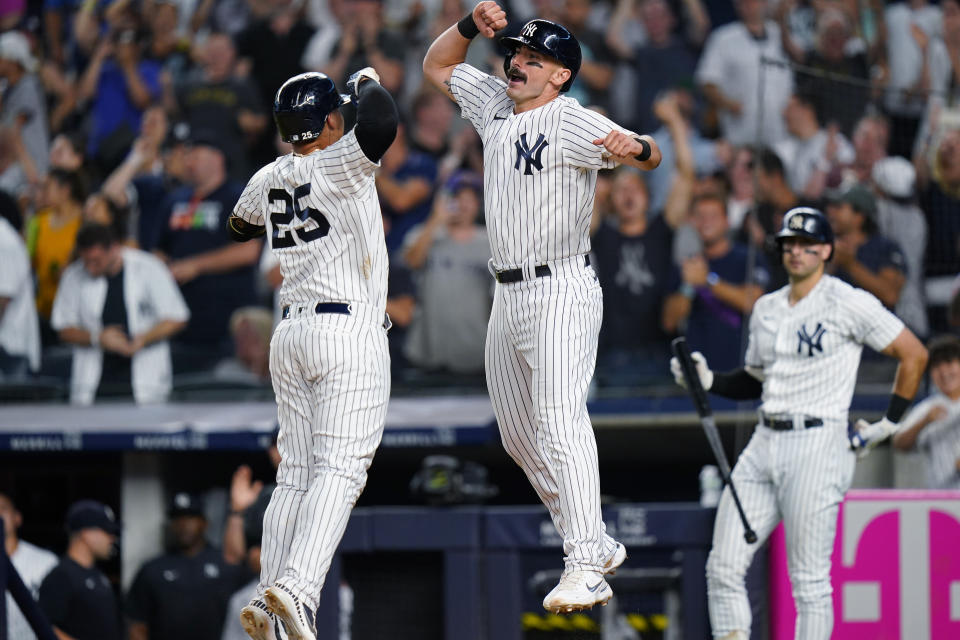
[671, 337, 758, 544]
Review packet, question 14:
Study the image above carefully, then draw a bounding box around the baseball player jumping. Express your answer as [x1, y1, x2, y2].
[670, 208, 928, 640]
[227, 68, 398, 640]
[424, 2, 661, 613]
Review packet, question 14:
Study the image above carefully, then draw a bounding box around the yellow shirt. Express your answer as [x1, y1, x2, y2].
[27, 209, 81, 319]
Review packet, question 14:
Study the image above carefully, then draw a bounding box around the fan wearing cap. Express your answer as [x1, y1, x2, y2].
[152, 127, 261, 371]
[125, 492, 250, 640]
[424, 2, 660, 614]
[872, 156, 929, 338]
[37, 500, 122, 640]
[825, 183, 907, 312]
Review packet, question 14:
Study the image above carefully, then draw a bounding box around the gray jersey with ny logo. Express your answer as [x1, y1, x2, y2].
[449, 63, 635, 268]
[745, 274, 904, 422]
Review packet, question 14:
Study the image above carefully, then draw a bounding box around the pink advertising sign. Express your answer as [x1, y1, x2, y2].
[769, 490, 960, 639]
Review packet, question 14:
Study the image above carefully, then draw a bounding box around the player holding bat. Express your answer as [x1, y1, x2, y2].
[670, 207, 927, 640]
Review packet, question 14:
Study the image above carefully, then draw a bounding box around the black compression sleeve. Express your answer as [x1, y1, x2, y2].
[355, 81, 399, 163]
[709, 368, 763, 400]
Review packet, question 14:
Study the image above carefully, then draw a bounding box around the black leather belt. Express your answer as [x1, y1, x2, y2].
[281, 302, 392, 330]
[282, 302, 351, 319]
[494, 255, 590, 284]
[761, 414, 823, 431]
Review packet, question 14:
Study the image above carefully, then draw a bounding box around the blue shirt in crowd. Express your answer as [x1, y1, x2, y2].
[680, 243, 769, 372]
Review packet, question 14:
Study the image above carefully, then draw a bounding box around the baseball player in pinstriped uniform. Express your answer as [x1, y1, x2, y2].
[424, 2, 662, 613]
[226, 68, 398, 640]
[670, 207, 928, 640]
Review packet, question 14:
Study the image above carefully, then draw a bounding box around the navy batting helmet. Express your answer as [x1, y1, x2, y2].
[274, 72, 350, 144]
[500, 20, 581, 92]
[775, 206, 834, 257]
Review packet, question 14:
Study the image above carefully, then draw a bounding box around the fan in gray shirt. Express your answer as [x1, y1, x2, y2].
[402, 170, 492, 374]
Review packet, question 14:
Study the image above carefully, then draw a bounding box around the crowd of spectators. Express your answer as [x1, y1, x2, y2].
[1, 0, 960, 401]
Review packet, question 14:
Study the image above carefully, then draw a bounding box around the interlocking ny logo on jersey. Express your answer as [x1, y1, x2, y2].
[797, 322, 826, 356]
[515, 133, 548, 174]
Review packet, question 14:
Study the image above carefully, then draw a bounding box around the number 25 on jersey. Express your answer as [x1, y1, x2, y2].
[269, 184, 330, 249]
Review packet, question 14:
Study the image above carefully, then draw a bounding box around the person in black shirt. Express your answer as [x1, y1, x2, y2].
[385, 251, 416, 378]
[38, 500, 122, 640]
[825, 183, 906, 310]
[174, 33, 267, 181]
[749, 147, 802, 290]
[591, 168, 683, 385]
[320, 0, 406, 95]
[778, 5, 873, 138]
[628, 0, 698, 135]
[234, 0, 316, 167]
[126, 493, 250, 640]
[154, 129, 261, 372]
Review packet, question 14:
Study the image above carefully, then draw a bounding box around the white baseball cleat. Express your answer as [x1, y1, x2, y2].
[240, 599, 278, 640]
[264, 584, 317, 640]
[603, 543, 627, 575]
[542, 569, 612, 614]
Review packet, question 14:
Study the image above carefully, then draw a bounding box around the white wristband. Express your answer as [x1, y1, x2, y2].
[90, 329, 100, 348]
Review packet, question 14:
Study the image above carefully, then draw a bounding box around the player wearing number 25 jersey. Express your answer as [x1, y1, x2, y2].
[226, 69, 397, 640]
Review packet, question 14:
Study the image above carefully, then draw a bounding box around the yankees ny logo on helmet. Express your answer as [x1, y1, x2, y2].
[797, 322, 826, 356]
[500, 19, 582, 92]
[515, 133, 548, 174]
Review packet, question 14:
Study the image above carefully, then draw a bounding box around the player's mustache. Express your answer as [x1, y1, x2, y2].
[507, 67, 526, 81]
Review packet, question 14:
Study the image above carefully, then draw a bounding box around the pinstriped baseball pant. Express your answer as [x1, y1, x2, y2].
[485, 265, 619, 570]
[258, 309, 390, 610]
[706, 423, 855, 639]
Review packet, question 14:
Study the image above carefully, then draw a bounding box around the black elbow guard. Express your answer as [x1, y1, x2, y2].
[710, 368, 763, 400]
[355, 81, 399, 162]
[227, 216, 265, 242]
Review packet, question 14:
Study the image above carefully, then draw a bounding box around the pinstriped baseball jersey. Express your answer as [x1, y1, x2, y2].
[233, 129, 387, 311]
[706, 274, 905, 639]
[449, 63, 635, 267]
[898, 393, 960, 489]
[745, 275, 904, 422]
[234, 115, 393, 615]
[8, 540, 58, 640]
[446, 61, 626, 577]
